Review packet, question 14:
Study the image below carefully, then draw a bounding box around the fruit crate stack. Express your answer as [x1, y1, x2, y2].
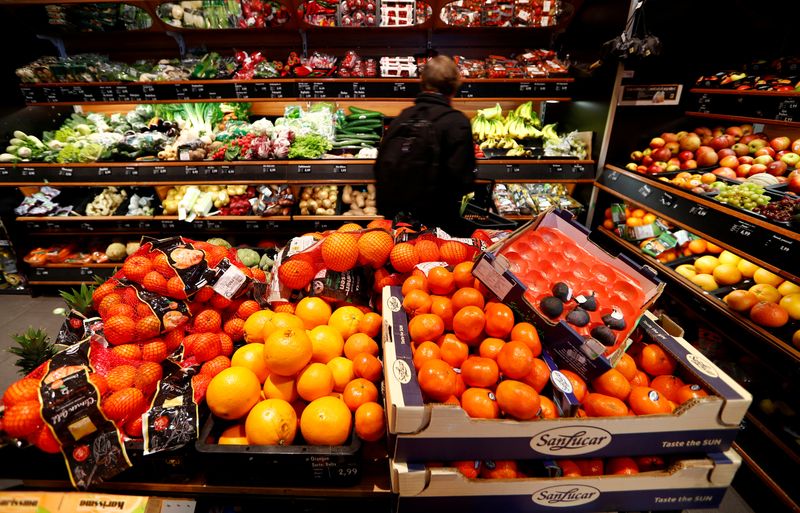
[381, 209, 751, 512]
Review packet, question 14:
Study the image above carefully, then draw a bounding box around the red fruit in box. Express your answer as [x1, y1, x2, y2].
[236, 300, 261, 320]
[194, 309, 222, 333]
[195, 285, 215, 303]
[454, 460, 482, 478]
[153, 253, 175, 279]
[167, 277, 187, 299]
[102, 387, 146, 423]
[30, 425, 60, 453]
[3, 400, 43, 438]
[188, 333, 221, 363]
[88, 373, 109, 396]
[134, 361, 163, 395]
[107, 303, 135, 318]
[164, 328, 184, 352]
[278, 259, 315, 290]
[104, 315, 136, 345]
[123, 416, 143, 438]
[135, 316, 161, 341]
[191, 373, 212, 402]
[141, 339, 167, 362]
[210, 293, 232, 310]
[3, 377, 39, 408]
[480, 460, 518, 479]
[607, 457, 639, 475]
[123, 256, 153, 283]
[143, 271, 168, 295]
[218, 333, 234, 357]
[223, 317, 245, 341]
[98, 293, 122, 317]
[575, 458, 604, 476]
[92, 281, 117, 307]
[200, 355, 231, 378]
[106, 365, 137, 392]
[111, 344, 142, 361]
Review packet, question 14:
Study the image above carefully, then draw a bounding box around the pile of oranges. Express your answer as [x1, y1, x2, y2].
[204, 298, 386, 446]
[404, 266, 710, 420]
[446, 454, 669, 479]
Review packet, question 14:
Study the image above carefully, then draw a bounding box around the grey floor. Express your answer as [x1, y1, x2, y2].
[0, 294, 756, 512]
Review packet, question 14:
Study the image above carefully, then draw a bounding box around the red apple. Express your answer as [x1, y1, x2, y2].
[642, 155, 654, 166]
[788, 172, 800, 194]
[731, 143, 750, 156]
[791, 139, 800, 153]
[649, 137, 666, 149]
[712, 127, 725, 138]
[753, 154, 774, 166]
[740, 134, 758, 145]
[712, 167, 737, 179]
[766, 160, 788, 176]
[637, 165, 648, 174]
[679, 133, 701, 151]
[681, 159, 698, 170]
[665, 141, 680, 155]
[717, 148, 736, 158]
[725, 126, 743, 139]
[754, 147, 776, 158]
[630, 150, 644, 161]
[678, 150, 694, 161]
[736, 164, 752, 177]
[719, 155, 739, 168]
[661, 132, 679, 143]
[647, 164, 663, 174]
[694, 127, 712, 137]
[651, 147, 672, 162]
[676, 131, 688, 140]
[738, 156, 754, 165]
[709, 135, 734, 151]
[770, 136, 791, 151]
[740, 124, 753, 135]
[748, 163, 767, 176]
[695, 146, 719, 167]
[667, 157, 681, 167]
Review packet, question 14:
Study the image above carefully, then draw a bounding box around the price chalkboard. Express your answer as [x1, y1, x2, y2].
[475, 161, 594, 180]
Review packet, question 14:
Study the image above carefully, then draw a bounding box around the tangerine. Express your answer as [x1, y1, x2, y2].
[559, 370, 587, 402]
[639, 344, 677, 376]
[342, 378, 379, 412]
[461, 388, 500, 419]
[630, 370, 650, 387]
[495, 380, 541, 420]
[417, 359, 457, 402]
[278, 259, 315, 290]
[480, 460, 518, 479]
[575, 459, 604, 476]
[484, 303, 514, 339]
[402, 275, 428, 296]
[357, 230, 394, 268]
[326, 356, 355, 392]
[352, 352, 383, 383]
[453, 262, 475, 289]
[415, 240, 441, 262]
[430, 295, 455, 331]
[460, 356, 500, 388]
[615, 353, 638, 381]
[650, 375, 685, 402]
[440, 241, 472, 266]
[428, 267, 455, 295]
[308, 325, 345, 364]
[408, 313, 445, 343]
[607, 457, 639, 475]
[510, 322, 542, 357]
[451, 287, 485, 311]
[438, 334, 469, 368]
[403, 289, 433, 316]
[496, 340, 534, 380]
[591, 369, 632, 401]
[453, 306, 486, 343]
[344, 333, 379, 360]
[295, 297, 332, 330]
[390, 243, 419, 273]
[521, 357, 550, 393]
[583, 393, 629, 417]
[329, 306, 365, 339]
[354, 401, 386, 442]
[478, 338, 506, 360]
[675, 384, 709, 403]
[558, 459, 582, 477]
[628, 386, 675, 415]
[357, 312, 382, 338]
[539, 395, 559, 419]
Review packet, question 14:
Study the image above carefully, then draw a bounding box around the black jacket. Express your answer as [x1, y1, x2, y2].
[375, 92, 476, 233]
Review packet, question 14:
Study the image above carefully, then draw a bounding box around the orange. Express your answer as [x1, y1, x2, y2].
[417, 359, 457, 402]
[705, 242, 723, 254]
[626, 217, 643, 227]
[638, 344, 677, 376]
[484, 303, 514, 339]
[243, 310, 275, 343]
[453, 261, 475, 289]
[262, 312, 305, 341]
[439, 241, 472, 266]
[591, 369, 631, 401]
[297, 363, 335, 401]
[329, 306, 365, 339]
[342, 378, 379, 412]
[272, 302, 296, 314]
[607, 457, 639, 475]
[231, 343, 270, 383]
[615, 353, 637, 381]
[295, 297, 332, 330]
[357, 312, 382, 338]
[602, 219, 615, 230]
[479, 338, 506, 360]
[355, 402, 386, 442]
[460, 356, 500, 388]
[352, 352, 383, 382]
[300, 396, 352, 445]
[337, 222, 362, 232]
[454, 460, 481, 479]
[263, 373, 298, 402]
[344, 333, 379, 360]
[278, 259, 315, 290]
[461, 388, 500, 419]
[521, 357, 550, 393]
[539, 395, 559, 419]
[413, 341, 442, 370]
[428, 267, 455, 295]
[453, 372, 467, 398]
[263, 328, 313, 377]
[408, 313, 445, 343]
[630, 208, 646, 218]
[576, 459, 604, 476]
[650, 375, 685, 402]
[480, 460, 518, 479]
[453, 306, 486, 343]
[357, 230, 394, 268]
[390, 243, 419, 273]
[630, 370, 650, 387]
[430, 295, 455, 331]
[642, 213, 657, 224]
[559, 370, 587, 402]
[321, 232, 359, 272]
[327, 356, 355, 392]
[206, 367, 262, 420]
[245, 398, 297, 445]
[403, 289, 432, 316]
[495, 380, 541, 420]
[415, 240, 441, 262]
[307, 325, 345, 364]
[438, 333, 469, 368]
[218, 423, 248, 445]
[402, 275, 428, 296]
[750, 301, 790, 328]
[628, 386, 675, 415]
[510, 322, 542, 357]
[675, 383, 709, 403]
[583, 393, 629, 417]
[496, 340, 534, 380]
[451, 287, 485, 311]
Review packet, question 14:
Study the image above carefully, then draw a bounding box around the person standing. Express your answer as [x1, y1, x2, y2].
[374, 55, 476, 235]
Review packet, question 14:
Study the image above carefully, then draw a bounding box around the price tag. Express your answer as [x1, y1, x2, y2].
[190, 83, 206, 99]
[637, 184, 652, 198]
[161, 220, 176, 230]
[143, 84, 157, 101]
[764, 233, 794, 255]
[660, 192, 675, 208]
[269, 83, 284, 98]
[298, 165, 312, 174]
[80, 223, 95, 232]
[729, 220, 756, 238]
[0, 167, 8, 176]
[689, 204, 708, 217]
[192, 220, 204, 230]
[460, 83, 475, 98]
[21, 88, 36, 103]
[81, 88, 97, 102]
[97, 167, 112, 177]
[234, 83, 249, 99]
[505, 164, 520, 174]
[312, 82, 327, 97]
[606, 170, 620, 182]
[550, 163, 563, 174]
[519, 82, 532, 93]
[334, 164, 347, 174]
[206, 220, 223, 230]
[775, 98, 798, 122]
[262, 164, 277, 174]
[298, 82, 312, 98]
[59, 167, 73, 177]
[219, 165, 235, 175]
[99, 86, 116, 101]
[393, 82, 407, 93]
[572, 164, 586, 174]
[186, 166, 201, 176]
[554, 82, 569, 93]
[80, 267, 93, 276]
[124, 166, 139, 176]
[21, 167, 36, 177]
[245, 220, 260, 230]
[152, 166, 167, 175]
[26, 222, 41, 230]
[352, 83, 366, 98]
[175, 84, 189, 100]
[34, 268, 48, 277]
[45, 221, 61, 229]
[114, 85, 131, 102]
[696, 93, 712, 114]
[42, 87, 59, 103]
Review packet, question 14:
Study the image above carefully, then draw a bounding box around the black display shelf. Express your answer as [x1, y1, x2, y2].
[475, 159, 595, 181]
[27, 263, 117, 285]
[689, 88, 800, 125]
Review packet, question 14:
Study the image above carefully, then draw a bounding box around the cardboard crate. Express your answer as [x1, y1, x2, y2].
[391, 450, 740, 512]
[0, 492, 195, 513]
[382, 286, 751, 462]
[472, 208, 665, 381]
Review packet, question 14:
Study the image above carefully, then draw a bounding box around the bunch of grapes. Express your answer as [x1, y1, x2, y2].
[715, 183, 771, 211]
[754, 197, 800, 223]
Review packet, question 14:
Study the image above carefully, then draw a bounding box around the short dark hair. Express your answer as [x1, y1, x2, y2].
[420, 55, 462, 97]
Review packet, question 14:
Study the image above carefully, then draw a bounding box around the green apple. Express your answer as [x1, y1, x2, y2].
[780, 152, 800, 167]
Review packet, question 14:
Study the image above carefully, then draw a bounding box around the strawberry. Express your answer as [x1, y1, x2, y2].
[104, 315, 136, 345]
[167, 277, 187, 299]
[106, 365, 137, 392]
[123, 416, 143, 439]
[218, 333, 233, 357]
[88, 373, 109, 396]
[153, 253, 175, 279]
[92, 281, 118, 309]
[188, 333, 221, 363]
[29, 425, 60, 454]
[135, 302, 153, 318]
[209, 293, 232, 310]
[193, 309, 222, 333]
[223, 317, 245, 342]
[236, 300, 261, 320]
[102, 387, 146, 424]
[134, 361, 163, 395]
[195, 286, 215, 303]
[2, 378, 39, 408]
[98, 293, 122, 318]
[122, 256, 153, 283]
[141, 339, 167, 362]
[164, 328, 185, 352]
[2, 400, 43, 438]
[143, 271, 168, 295]
[135, 316, 161, 341]
[200, 355, 230, 378]
[111, 344, 142, 361]
[107, 303, 135, 318]
[191, 374, 212, 403]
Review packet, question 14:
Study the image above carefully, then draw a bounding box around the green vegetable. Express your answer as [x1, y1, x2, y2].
[237, 248, 260, 267]
[288, 134, 333, 159]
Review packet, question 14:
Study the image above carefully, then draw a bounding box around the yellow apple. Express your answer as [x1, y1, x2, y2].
[793, 329, 800, 349]
[778, 281, 800, 297]
[694, 255, 720, 275]
[675, 264, 697, 279]
[779, 294, 800, 321]
[753, 268, 784, 287]
[712, 264, 743, 286]
[737, 259, 759, 278]
[749, 283, 782, 304]
[718, 250, 741, 267]
[723, 290, 759, 312]
[690, 273, 719, 292]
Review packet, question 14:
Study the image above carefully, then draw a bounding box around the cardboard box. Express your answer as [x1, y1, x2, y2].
[391, 449, 741, 512]
[382, 286, 751, 462]
[0, 493, 195, 513]
[472, 209, 665, 381]
[0, 492, 62, 513]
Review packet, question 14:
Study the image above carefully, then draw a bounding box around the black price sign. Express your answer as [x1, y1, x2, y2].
[776, 98, 798, 122]
[21, 167, 36, 178]
[764, 233, 794, 256]
[175, 84, 190, 100]
[21, 88, 36, 103]
[505, 164, 520, 174]
[298, 82, 312, 98]
[99, 86, 115, 101]
[334, 164, 347, 174]
[352, 83, 366, 98]
[637, 184, 653, 199]
[554, 82, 570, 93]
[689, 204, 709, 218]
[550, 163, 563, 174]
[393, 82, 407, 93]
[262, 164, 277, 174]
[234, 83, 249, 99]
[312, 82, 327, 97]
[142, 84, 157, 101]
[59, 167, 73, 177]
[152, 166, 167, 176]
[185, 166, 201, 176]
[269, 83, 284, 98]
[729, 220, 756, 239]
[124, 166, 139, 177]
[0, 167, 8, 176]
[219, 165, 235, 175]
[298, 165, 312, 174]
[245, 220, 260, 230]
[161, 220, 176, 230]
[460, 83, 475, 98]
[97, 167, 112, 177]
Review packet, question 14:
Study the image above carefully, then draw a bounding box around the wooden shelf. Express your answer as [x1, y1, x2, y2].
[690, 88, 800, 97]
[688, 88, 799, 125]
[686, 111, 800, 128]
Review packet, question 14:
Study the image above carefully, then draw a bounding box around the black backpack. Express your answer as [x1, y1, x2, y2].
[374, 105, 450, 222]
